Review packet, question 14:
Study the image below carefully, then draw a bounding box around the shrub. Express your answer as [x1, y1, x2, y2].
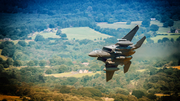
[45, 69, 52, 74]
[18, 41, 27, 47]
[35, 34, 45, 41]
[132, 90, 145, 99]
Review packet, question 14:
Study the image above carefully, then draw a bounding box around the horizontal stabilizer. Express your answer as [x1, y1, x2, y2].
[106, 71, 115, 82]
[122, 25, 139, 41]
[134, 36, 146, 49]
[124, 61, 131, 73]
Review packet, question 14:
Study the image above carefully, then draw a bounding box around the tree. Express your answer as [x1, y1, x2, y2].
[0, 64, 4, 72]
[66, 77, 78, 85]
[158, 39, 162, 43]
[108, 18, 115, 24]
[60, 33, 67, 38]
[60, 86, 72, 93]
[150, 24, 159, 32]
[45, 69, 52, 74]
[146, 93, 157, 100]
[58, 65, 67, 73]
[172, 15, 179, 21]
[94, 86, 109, 94]
[39, 60, 46, 66]
[170, 27, 176, 33]
[155, 14, 161, 21]
[49, 24, 55, 28]
[141, 20, 150, 27]
[163, 21, 169, 27]
[6, 58, 14, 66]
[132, 90, 145, 99]
[0, 57, 4, 64]
[85, 88, 102, 97]
[116, 88, 129, 95]
[56, 29, 62, 35]
[114, 94, 128, 101]
[33, 60, 39, 66]
[35, 34, 45, 41]
[13, 60, 22, 67]
[168, 19, 174, 27]
[161, 15, 169, 23]
[127, 95, 138, 101]
[29, 41, 36, 46]
[3, 64, 9, 68]
[1, 47, 15, 57]
[177, 36, 180, 41]
[27, 60, 35, 66]
[18, 41, 27, 47]
[161, 37, 169, 42]
[89, 64, 99, 71]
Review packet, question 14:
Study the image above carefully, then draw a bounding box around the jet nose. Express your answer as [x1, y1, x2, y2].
[88, 51, 97, 57]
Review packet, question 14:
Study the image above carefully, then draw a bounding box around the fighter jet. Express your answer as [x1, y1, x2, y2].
[88, 25, 146, 82]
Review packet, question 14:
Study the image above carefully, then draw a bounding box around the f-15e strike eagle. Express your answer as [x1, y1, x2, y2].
[88, 25, 146, 82]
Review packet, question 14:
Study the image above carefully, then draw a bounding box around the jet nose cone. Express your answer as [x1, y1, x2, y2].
[88, 51, 97, 57]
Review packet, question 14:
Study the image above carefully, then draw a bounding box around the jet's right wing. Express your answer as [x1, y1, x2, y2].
[122, 25, 139, 41]
[106, 71, 115, 82]
[124, 61, 131, 73]
[104, 64, 119, 82]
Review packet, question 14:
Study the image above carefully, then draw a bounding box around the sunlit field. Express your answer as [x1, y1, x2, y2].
[31, 30, 60, 39]
[150, 35, 180, 43]
[44, 71, 102, 78]
[30, 27, 111, 41]
[61, 27, 112, 40]
[97, 21, 142, 29]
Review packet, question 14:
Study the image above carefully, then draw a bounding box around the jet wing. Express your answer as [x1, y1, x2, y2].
[106, 71, 115, 82]
[104, 64, 118, 82]
[124, 61, 131, 73]
[122, 25, 139, 41]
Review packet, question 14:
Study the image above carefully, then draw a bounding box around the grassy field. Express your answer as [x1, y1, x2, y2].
[31, 31, 60, 40]
[97, 21, 142, 29]
[31, 27, 111, 41]
[0, 49, 8, 60]
[150, 35, 180, 43]
[61, 27, 112, 40]
[97, 21, 165, 29]
[44, 71, 102, 78]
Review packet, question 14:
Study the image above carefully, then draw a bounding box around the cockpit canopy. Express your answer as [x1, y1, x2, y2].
[102, 47, 112, 52]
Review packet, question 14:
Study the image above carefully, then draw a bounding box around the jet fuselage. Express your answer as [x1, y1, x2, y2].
[88, 44, 135, 66]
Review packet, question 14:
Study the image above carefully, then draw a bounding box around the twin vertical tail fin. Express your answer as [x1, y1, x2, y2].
[134, 36, 146, 49]
[122, 25, 139, 41]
